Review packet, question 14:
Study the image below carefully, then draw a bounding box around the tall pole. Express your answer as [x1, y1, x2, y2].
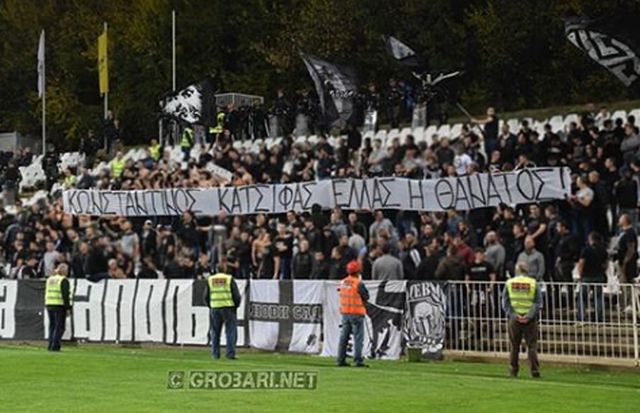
[103, 22, 108, 119]
[42, 30, 46, 154]
[171, 9, 177, 146]
[172, 9, 176, 92]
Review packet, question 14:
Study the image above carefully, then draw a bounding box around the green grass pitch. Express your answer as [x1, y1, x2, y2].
[0, 343, 637, 413]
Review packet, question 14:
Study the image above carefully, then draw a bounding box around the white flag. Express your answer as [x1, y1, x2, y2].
[37, 30, 45, 98]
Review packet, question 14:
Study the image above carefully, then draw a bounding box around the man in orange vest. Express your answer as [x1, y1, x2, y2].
[337, 260, 370, 367]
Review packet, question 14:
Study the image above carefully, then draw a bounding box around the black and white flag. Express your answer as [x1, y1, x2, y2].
[248, 280, 323, 354]
[159, 78, 216, 125]
[300, 52, 358, 129]
[403, 281, 448, 359]
[383, 36, 423, 67]
[565, 16, 640, 86]
[322, 280, 406, 360]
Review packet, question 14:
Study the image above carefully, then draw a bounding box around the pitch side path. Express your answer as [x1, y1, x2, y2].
[0, 344, 637, 412]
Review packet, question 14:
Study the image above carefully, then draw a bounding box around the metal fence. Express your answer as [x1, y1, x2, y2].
[215, 93, 263, 108]
[445, 281, 639, 365]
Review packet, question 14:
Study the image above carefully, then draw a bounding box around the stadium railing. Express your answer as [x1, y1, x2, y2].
[445, 281, 639, 366]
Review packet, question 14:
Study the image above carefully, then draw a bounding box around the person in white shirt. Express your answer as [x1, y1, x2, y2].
[453, 145, 472, 176]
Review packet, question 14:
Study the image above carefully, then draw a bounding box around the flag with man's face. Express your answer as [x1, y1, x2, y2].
[158, 78, 216, 126]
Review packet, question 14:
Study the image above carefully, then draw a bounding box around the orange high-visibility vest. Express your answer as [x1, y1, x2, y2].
[339, 276, 366, 315]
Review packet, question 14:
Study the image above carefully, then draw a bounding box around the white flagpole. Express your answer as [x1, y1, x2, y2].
[42, 30, 46, 155]
[171, 9, 178, 146]
[103, 22, 108, 151]
[103, 22, 108, 119]
[172, 9, 176, 92]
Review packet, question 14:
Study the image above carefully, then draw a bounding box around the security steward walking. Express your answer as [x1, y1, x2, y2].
[45, 263, 73, 352]
[502, 262, 542, 378]
[180, 125, 194, 161]
[205, 261, 242, 360]
[337, 260, 370, 367]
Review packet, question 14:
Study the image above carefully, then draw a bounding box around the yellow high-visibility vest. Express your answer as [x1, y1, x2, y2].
[63, 174, 77, 188]
[149, 143, 162, 161]
[210, 112, 225, 134]
[506, 276, 537, 315]
[111, 158, 125, 178]
[45, 275, 73, 306]
[207, 273, 234, 309]
[180, 127, 194, 149]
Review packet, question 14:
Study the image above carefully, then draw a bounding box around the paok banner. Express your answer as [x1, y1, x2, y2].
[62, 167, 571, 217]
[1, 279, 449, 361]
[321, 280, 406, 360]
[403, 281, 448, 359]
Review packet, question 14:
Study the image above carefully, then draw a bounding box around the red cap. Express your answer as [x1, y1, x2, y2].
[346, 260, 361, 275]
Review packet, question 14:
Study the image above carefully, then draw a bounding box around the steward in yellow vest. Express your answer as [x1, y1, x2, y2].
[181, 126, 194, 161]
[45, 263, 73, 352]
[502, 262, 541, 378]
[149, 138, 163, 162]
[111, 151, 126, 178]
[205, 261, 241, 359]
[209, 110, 225, 136]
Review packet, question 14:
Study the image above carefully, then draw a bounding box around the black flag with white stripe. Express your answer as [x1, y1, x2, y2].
[300, 52, 358, 129]
[565, 16, 640, 87]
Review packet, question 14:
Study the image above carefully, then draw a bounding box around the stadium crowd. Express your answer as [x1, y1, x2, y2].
[1, 99, 640, 307]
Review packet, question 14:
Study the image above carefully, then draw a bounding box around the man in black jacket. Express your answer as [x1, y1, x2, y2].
[311, 250, 330, 280]
[414, 239, 442, 280]
[292, 239, 313, 279]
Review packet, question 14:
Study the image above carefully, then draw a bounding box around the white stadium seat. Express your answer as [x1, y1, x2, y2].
[399, 127, 412, 141]
[450, 123, 463, 139]
[611, 110, 627, 122]
[506, 118, 519, 133]
[436, 124, 451, 139]
[563, 113, 578, 128]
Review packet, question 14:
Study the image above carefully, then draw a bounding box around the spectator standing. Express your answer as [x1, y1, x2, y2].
[516, 236, 545, 281]
[484, 231, 506, 279]
[414, 239, 442, 280]
[577, 232, 608, 323]
[292, 239, 313, 279]
[372, 244, 404, 281]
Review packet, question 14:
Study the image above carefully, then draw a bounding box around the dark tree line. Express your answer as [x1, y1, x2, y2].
[0, 0, 636, 149]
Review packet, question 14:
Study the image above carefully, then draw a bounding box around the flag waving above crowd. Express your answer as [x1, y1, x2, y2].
[158, 78, 216, 125]
[300, 52, 358, 129]
[564, 15, 640, 86]
[383, 35, 423, 68]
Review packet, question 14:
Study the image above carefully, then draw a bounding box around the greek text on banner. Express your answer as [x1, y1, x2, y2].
[62, 167, 571, 217]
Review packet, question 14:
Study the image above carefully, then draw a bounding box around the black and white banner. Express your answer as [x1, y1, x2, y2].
[300, 52, 358, 129]
[2, 279, 450, 361]
[1, 279, 247, 347]
[248, 280, 323, 353]
[63, 167, 571, 217]
[322, 281, 406, 360]
[159, 78, 216, 125]
[403, 281, 448, 359]
[565, 16, 640, 87]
